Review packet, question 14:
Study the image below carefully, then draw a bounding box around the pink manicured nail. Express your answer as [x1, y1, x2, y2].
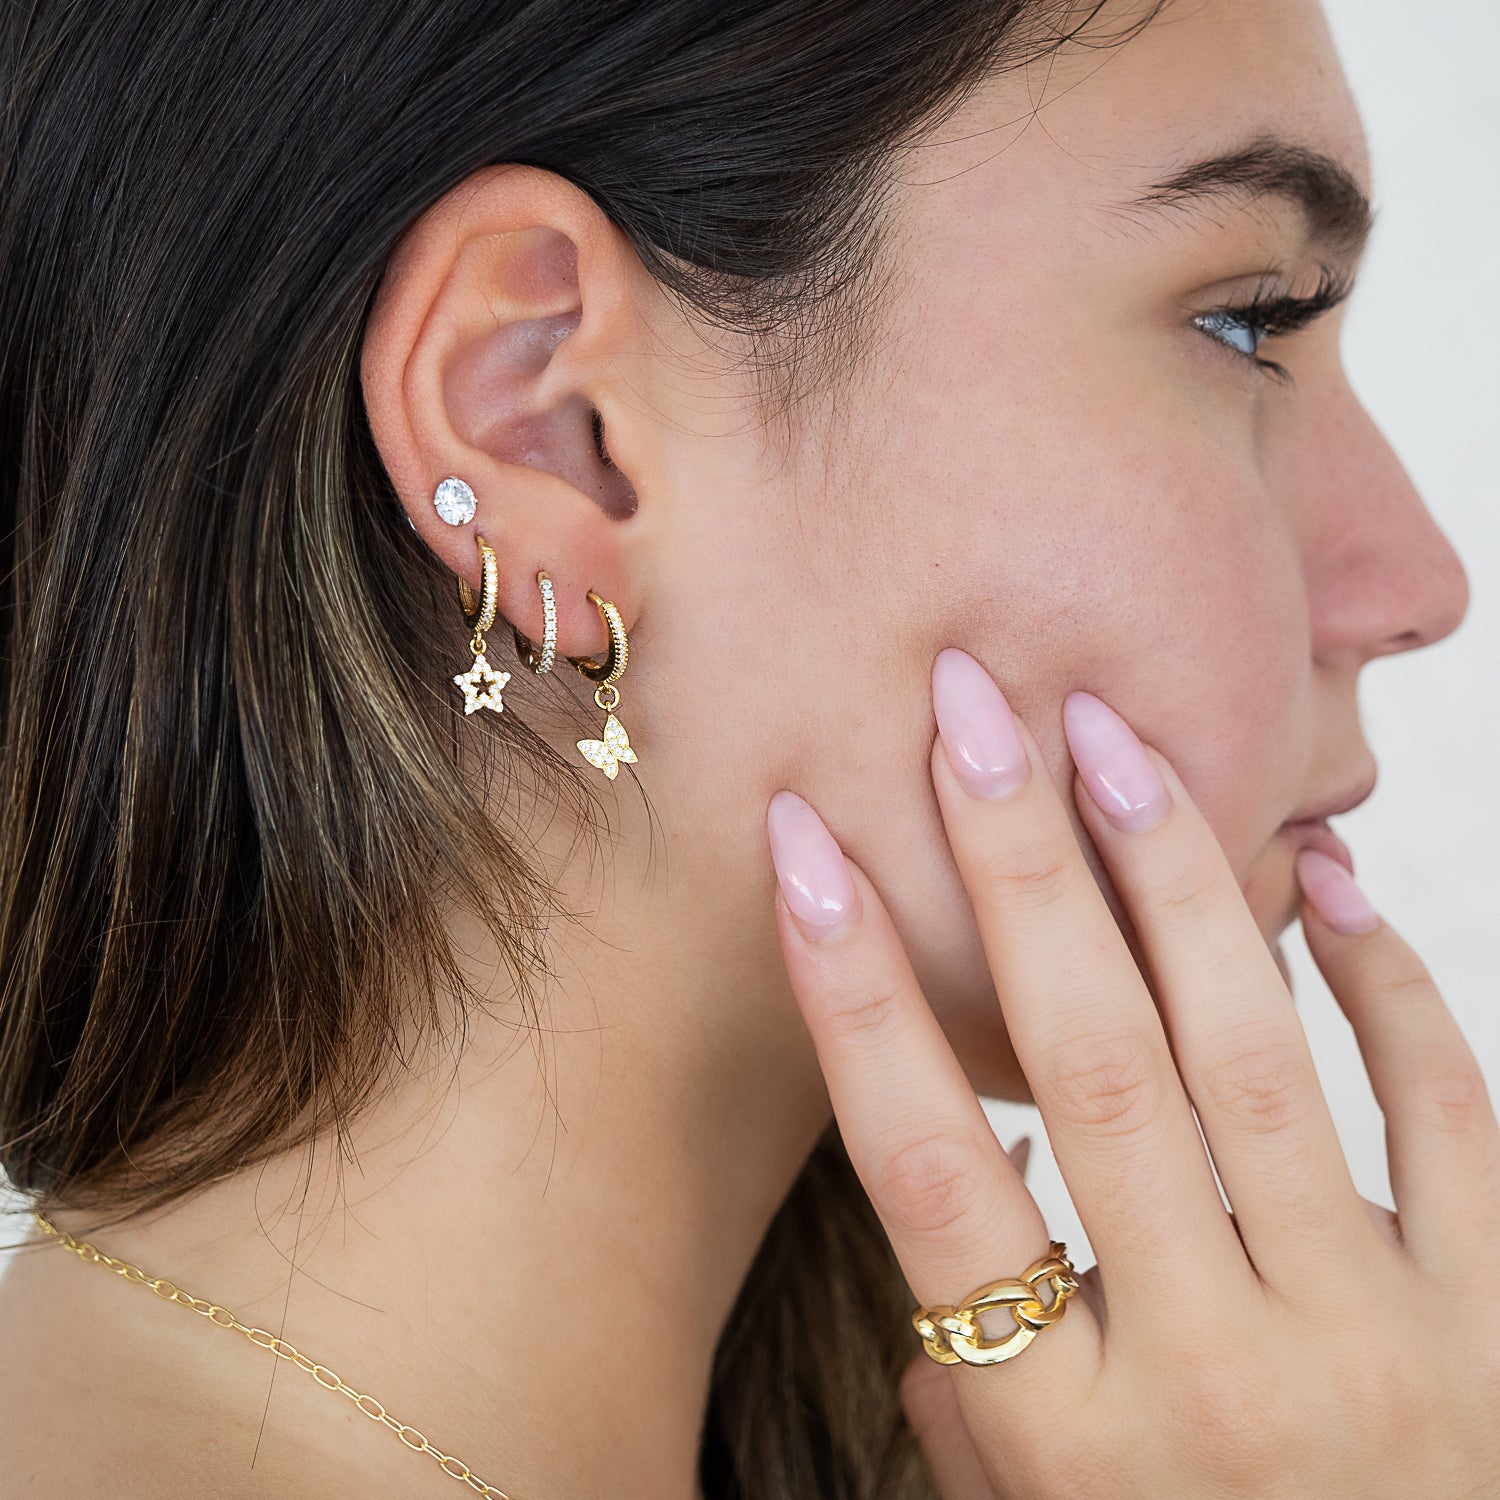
[1296, 848, 1380, 935]
[767, 790, 859, 938]
[1063, 691, 1171, 832]
[932, 649, 1030, 800]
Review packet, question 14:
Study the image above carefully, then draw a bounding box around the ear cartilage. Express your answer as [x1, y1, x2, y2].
[433, 476, 477, 527]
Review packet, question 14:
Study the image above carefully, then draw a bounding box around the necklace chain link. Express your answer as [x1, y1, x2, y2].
[29, 1209, 516, 1498]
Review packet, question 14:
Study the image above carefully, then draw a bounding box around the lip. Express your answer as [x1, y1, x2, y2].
[1277, 816, 1356, 876]
[1283, 763, 1379, 826]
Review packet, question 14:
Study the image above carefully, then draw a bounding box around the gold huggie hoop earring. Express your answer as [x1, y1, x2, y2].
[452, 534, 512, 715]
[566, 591, 638, 779]
[511, 570, 557, 675]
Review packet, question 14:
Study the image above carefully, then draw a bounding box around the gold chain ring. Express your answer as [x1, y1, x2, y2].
[912, 1240, 1080, 1366]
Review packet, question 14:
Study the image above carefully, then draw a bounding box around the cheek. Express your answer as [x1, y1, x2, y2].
[1027, 441, 1313, 871]
[881, 437, 1311, 1093]
[838, 313, 1315, 1008]
[863, 344, 1312, 852]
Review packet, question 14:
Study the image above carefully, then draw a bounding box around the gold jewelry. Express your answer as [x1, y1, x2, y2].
[510, 570, 557, 676]
[566, 591, 638, 780]
[912, 1240, 1079, 1367]
[28, 1208, 518, 1497]
[453, 533, 512, 715]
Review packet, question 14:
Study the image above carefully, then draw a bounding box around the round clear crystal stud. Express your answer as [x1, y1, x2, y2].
[433, 476, 477, 527]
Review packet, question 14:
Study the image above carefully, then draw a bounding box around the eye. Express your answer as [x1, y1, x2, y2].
[1192, 302, 1293, 385]
[1190, 264, 1355, 388]
[1195, 307, 1269, 360]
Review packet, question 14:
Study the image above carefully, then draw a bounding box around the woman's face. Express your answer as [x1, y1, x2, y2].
[639, 0, 1469, 1097]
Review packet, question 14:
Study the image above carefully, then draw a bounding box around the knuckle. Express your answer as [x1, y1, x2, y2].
[1044, 1031, 1164, 1139]
[1410, 1054, 1494, 1136]
[822, 983, 902, 1046]
[1382, 957, 1440, 1002]
[1198, 1035, 1311, 1136]
[974, 830, 1078, 911]
[874, 1128, 995, 1240]
[1324, 1346, 1411, 1431]
[1145, 865, 1223, 927]
[1042, 1435, 1118, 1500]
[1171, 1352, 1284, 1482]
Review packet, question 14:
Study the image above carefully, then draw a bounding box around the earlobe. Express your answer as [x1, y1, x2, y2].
[359, 163, 645, 662]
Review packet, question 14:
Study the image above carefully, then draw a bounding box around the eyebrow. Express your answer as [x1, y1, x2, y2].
[1125, 134, 1374, 263]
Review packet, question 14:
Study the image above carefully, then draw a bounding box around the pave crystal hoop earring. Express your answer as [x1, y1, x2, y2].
[511, 570, 557, 676]
[566, 592, 638, 779]
[452, 534, 512, 715]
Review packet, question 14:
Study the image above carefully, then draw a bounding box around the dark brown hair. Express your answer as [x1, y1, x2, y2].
[0, 2, 1158, 1494]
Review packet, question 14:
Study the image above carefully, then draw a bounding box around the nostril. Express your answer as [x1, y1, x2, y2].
[1378, 628, 1423, 655]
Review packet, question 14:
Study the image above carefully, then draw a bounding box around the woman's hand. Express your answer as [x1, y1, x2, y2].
[765, 648, 1500, 1499]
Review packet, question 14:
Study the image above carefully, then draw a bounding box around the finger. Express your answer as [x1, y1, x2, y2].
[1061, 691, 1378, 1288]
[929, 650, 1249, 1315]
[766, 787, 1100, 1383]
[1227, 1196, 1399, 1254]
[1297, 850, 1500, 1274]
[900, 1356, 1000, 1499]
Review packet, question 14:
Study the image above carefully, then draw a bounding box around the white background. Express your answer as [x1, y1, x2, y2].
[3, 4, 1498, 1287]
[987, 0, 1500, 1263]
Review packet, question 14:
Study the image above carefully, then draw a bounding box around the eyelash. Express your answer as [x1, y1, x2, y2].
[1192, 263, 1354, 387]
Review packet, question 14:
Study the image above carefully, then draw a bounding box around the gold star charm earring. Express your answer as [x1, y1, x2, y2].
[566, 591, 638, 779]
[453, 534, 512, 715]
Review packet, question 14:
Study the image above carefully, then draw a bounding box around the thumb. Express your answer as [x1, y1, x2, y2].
[899, 1352, 999, 1499]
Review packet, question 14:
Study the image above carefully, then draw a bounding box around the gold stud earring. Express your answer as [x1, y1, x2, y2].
[452, 534, 512, 715]
[566, 592, 638, 779]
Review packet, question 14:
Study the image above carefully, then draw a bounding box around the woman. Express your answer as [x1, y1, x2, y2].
[1, 0, 1494, 1494]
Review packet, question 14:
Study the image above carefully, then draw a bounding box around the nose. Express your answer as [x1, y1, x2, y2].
[1297, 388, 1470, 668]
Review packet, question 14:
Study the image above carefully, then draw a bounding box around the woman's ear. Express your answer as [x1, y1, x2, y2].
[359, 163, 656, 659]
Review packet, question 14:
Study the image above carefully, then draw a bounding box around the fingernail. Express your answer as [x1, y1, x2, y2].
[767, 790, 859, 938]
[1063, 691, 1171, 833]
[1296, 848, 1380, 935]
[932, 649, 1030, 800]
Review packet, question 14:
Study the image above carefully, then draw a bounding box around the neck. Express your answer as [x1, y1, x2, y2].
[33, 763, 834, 1499]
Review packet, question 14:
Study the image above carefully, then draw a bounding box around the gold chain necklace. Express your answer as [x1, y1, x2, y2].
[29, 1208, 516, 1497]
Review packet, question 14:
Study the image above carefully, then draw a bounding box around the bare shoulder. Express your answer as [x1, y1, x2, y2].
[0, 1242, 400, 1497]
[0, 1242, 175, 1495]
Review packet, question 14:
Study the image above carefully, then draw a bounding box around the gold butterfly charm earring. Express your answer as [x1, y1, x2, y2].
[453, 534, 512, 715]
[566, 591, 639, 779]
